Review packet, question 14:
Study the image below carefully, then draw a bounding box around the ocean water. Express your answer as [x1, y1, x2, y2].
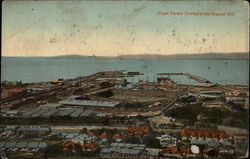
[1, 57, 249, 85]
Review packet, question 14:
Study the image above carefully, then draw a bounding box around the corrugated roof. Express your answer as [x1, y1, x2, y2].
[96, 113, 106, 117]
[101, 148, 112, 153]
[39, 103, 61, 108]
[80, 109, 94, 117]
[9, 148, 19, 152]
[221, 141, 232, 147]
[15, 142, 28, 148]
[27, 142, 39, 148]
[147, 150, 160, 156]
[18, 127, 50, 131]
[42, 110, 59, 117]
[191, 139, 207, 145]
[111, 148, 121, 153]
[120, 149, 140, 155]
[129, 149, 140, 155]
[207, 141, 221, 148]
[70, 109, 85, 117]
[38, 142, 47, 148]
[20, 148, 29, 152]
[53, 109, 75, 116]
[0, 142, 5, 148]
[31, 110, 50, 117]
[59, 99, 119, 107]
[64, 133, 79, 139]
[31, 148, 39, 152]
[110, 143, 145, 149]
[4, 142, 16, 148]
[21, 109, 40, 116]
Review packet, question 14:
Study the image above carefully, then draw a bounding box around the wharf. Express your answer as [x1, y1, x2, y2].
[157, 73, 184, 75]
[157, 72, 212, 84]
[186, 73, 211, 83]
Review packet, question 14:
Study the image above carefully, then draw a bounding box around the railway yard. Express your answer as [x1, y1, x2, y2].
[0, 71, 249, 159]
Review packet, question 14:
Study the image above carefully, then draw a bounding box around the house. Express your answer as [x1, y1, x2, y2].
[88, 131, 98, 137]
[226, 97, 249, 108]
[61, 133, 96, 144]
[156, 134, 177, 147]
[112, 133, 123, 142]
[146, 148, 160, 159]
[0, 141, 47, 153]
[16, 127, 51, 137]
[202, 147, 234, 158]
[160, 146, 181, 157]
[127, 126, 152, 137]
[62, 141, 80, 153]
[61, 141, 99, 152]
[182, 128, 229, 141]
[226, 90, 248, 97]
[99, 132, 109, 144]
[160, 146, 199, 158]
[182, 128, 232, 150]
[5, 110, 19, 117]
[100, 143, 146, 159]
[81, 142, 99, 151]
[234, 133, 248, 145]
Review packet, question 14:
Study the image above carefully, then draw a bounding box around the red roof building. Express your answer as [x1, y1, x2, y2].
[112, 133, 123, 139]
[182, 128, 229, 140]
[61, 141, 80, 153]
[127, 126, 152, 137]
[81, 142, 99, 151]
[161, 146, 180, 154]
[88, 131, 98, 137]
[99, 132, 108, 138]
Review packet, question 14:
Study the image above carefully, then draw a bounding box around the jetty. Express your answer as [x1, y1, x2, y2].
[186, 73, 211, 83]
[157, 72, 212, 84]
[157, 73, 184, 75]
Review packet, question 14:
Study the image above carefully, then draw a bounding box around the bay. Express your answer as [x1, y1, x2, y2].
[1, 57, 249, 85]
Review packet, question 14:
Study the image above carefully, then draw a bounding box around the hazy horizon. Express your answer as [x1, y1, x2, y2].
[2, 52, 249, 58]
[2, 1, 249, 57]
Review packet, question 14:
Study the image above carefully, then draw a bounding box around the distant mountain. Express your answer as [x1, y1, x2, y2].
[2, 52, 248, 60]
[116, 53, 249, 60]
[49, 54, 97, 59]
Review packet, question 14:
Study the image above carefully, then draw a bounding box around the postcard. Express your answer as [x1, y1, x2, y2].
[1, 0, 249, 158]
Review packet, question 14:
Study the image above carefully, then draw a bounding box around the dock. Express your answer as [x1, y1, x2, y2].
[186, 73, 211, 83]
[157, 73, 184, 75]
[157, 72, 212, 84]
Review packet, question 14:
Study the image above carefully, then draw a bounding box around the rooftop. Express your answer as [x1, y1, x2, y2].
[127, 126, 152, 137]
[59, 97, 120, 107]
[182, 128, 229, 139]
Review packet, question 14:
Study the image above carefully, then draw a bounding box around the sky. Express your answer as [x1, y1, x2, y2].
[2, 0, 249, 57]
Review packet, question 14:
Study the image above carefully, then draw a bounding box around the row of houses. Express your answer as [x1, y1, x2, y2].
[60, 131, 124, 145]
[1, 108, 103, 118]
[49, 126, 241, 158]
[0, 127, 51, 139]
[0, 142, 47, 153]
[100, 143, 165, 159]
[182, 128, 230, 141]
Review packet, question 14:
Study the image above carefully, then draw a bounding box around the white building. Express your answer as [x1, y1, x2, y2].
[156, 134, 177, 148]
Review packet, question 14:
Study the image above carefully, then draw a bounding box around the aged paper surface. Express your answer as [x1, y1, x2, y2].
[1, 0, 249, 158]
